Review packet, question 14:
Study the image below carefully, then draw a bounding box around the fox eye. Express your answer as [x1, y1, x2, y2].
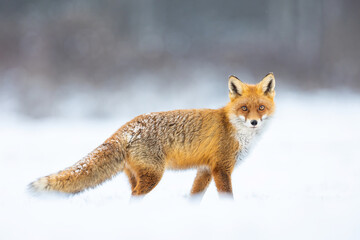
[241, 106, 248, 111]
[259, 105, 265, 111]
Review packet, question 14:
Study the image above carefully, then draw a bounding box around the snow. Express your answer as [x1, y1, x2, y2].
[1, 91, 360, 240]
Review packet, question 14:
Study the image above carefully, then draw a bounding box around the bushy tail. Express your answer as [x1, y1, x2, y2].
[29, 139, 125, 194]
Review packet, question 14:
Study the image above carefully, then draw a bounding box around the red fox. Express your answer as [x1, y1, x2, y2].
[29, 73, 276, 198]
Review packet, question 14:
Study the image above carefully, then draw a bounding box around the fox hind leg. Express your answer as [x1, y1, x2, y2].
[124, 167, 137, 191]
[127, 155, 165, 196]
[131, 167, 164, 196]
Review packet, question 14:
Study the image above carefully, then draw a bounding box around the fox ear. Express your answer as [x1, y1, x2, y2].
[259, 72, 275, 96]
[228, 75, 244, 99]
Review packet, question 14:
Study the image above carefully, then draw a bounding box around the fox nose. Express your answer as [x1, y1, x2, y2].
[250, 120, 258, 126]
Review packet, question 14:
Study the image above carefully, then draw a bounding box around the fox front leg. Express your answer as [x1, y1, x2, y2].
[190, 167, 212, 199]
[211, 166, 233, 198]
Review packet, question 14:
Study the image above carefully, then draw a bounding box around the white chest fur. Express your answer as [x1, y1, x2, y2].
[229, 115, 263, 164]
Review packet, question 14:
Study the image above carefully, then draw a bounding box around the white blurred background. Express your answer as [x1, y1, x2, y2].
[0, 0, 359, 118]
[1, 1, 360, 239]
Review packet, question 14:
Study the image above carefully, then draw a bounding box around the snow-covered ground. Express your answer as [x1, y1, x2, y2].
[1, 92, 360, 240]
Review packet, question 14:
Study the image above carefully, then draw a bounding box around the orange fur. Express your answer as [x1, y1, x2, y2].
[29, 73, 276, 199]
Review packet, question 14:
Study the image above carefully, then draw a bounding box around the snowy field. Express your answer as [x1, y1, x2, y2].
[1, 92, 360, 240]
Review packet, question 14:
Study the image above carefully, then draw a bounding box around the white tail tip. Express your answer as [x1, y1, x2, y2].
[28, 177, 49, 193]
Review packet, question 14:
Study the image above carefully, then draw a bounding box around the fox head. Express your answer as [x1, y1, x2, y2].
[227, 73, 276, 130]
